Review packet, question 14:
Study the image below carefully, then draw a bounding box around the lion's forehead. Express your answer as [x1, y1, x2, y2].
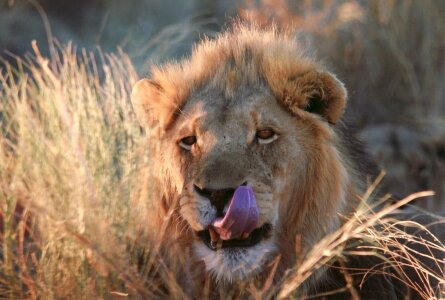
[179, 87, 292, 139]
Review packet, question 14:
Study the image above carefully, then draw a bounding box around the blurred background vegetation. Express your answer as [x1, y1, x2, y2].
[1, 0, 445, 298]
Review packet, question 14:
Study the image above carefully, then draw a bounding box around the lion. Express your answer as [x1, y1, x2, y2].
[131, 25, 444, 298]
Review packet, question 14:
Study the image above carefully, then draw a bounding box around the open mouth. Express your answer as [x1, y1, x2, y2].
[197, 223, 272, 251]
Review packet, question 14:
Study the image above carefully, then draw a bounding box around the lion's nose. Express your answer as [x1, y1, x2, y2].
[194, 183, 247, 215]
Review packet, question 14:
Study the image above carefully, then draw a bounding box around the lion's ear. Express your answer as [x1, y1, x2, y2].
[288, 71, 347, 124]
[131, 78, 172, 129]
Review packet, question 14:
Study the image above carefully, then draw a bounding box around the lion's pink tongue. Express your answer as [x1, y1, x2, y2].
[211, 186, 259, 240]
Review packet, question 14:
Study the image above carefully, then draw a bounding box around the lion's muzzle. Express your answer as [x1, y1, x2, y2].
[194, 185, 272, 251]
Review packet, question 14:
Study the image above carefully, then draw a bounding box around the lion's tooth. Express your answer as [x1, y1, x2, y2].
[209, 227, 219, 242]
[217, 240, 223, 250]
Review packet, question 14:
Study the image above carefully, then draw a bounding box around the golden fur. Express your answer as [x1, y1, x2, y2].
[131, 25, 372, 288]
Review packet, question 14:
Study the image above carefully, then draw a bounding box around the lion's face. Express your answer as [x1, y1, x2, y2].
[131, 27, 353, 282]
[167, 84, 308, 280]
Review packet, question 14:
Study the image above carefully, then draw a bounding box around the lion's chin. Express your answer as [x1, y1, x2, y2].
[193, 237, 276, 283]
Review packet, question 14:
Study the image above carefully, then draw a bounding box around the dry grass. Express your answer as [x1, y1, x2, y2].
[276, 190, 443, 299]
[0, 42, 151, 298]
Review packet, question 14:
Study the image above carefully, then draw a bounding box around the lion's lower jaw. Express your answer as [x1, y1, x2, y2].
[193, 239, 276, 283]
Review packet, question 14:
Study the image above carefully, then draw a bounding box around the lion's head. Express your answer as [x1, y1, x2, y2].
[131, 26, 368, 283]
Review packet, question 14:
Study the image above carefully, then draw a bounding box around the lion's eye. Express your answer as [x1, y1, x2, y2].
[256, 129, 278, 145]
[179, 136, 197, 150]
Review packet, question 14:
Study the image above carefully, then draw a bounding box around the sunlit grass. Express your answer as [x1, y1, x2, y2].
[0, 41, 158, 298]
